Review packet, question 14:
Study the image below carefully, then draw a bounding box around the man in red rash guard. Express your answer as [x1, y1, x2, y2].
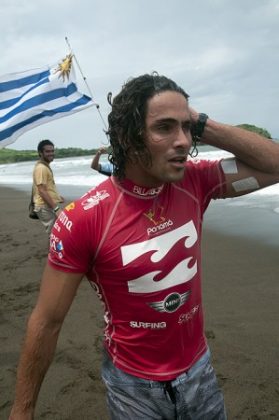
[10, 73, 279, 420]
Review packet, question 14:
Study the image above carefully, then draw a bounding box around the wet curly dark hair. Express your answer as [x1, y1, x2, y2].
[107, 72, 190, 179]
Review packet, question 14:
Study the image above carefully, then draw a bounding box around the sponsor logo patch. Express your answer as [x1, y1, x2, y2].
[148, 291, 191, 313]
[123, 220, 198, 294]
[82, 190, 110, 210]
[133, 185, 163, 196]
[50, 233, 64, 259]
[129, 321, 167, 329]
[144, 205, 166, 225]
[147, 219, 173, 235]
[144, 205, 173, 236]
[65, 202, 75, 211]
[57, 211, 73, 232]
[178, 304, 200, 324]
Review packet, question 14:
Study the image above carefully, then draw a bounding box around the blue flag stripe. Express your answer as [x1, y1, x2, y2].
[0, 95, 92, 142]
[0, 69, 50, 93]
[0, 83, 78, 124]
[0, 58, 94, 148]
[0, 77, 50, 110]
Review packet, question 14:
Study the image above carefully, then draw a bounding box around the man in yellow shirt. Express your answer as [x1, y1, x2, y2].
[33, 140, 64, 234]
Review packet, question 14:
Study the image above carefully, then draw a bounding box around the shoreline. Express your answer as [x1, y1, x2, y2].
[1, 186, 278, 419]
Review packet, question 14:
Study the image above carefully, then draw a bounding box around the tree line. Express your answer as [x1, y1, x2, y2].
[0, 147, 98, 164]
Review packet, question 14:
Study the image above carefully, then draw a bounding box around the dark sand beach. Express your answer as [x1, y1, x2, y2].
[0, 186, 278, 419]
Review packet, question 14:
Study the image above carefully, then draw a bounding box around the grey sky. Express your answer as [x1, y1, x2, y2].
[1, 0, 279, 150]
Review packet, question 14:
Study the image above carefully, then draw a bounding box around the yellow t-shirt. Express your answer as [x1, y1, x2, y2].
[33, 161, 61, 207]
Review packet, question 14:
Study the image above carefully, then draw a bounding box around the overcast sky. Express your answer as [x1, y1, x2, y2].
[1, 0, 279, 150]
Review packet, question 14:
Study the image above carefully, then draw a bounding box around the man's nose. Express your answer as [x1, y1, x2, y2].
[174, 127, 192, 148]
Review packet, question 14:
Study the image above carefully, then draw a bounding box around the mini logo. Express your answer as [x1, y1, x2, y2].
[148, 291, 191, 313]
[82, 190, 110, 210]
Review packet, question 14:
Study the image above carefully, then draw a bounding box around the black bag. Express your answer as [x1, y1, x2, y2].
[29, 191, 39, 220]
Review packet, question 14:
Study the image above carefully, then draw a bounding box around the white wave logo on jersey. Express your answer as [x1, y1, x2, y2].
[121, 220, 198, 294]
[82, 190, 110, 210]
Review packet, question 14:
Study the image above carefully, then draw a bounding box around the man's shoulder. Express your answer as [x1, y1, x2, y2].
[184, 157, 221, 174]
[186, 157, 213, 167]
[74, 178, 117, 211]
[34, 160, 51, 170]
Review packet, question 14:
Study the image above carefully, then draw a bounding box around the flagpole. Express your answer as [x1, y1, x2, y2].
[65, 36, 108, 135]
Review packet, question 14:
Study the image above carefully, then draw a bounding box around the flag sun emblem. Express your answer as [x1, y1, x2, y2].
[54, 54, 73, 81]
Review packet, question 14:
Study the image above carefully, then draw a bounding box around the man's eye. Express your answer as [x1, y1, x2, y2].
[157, 124, 171, 132]
[182, 123, 191, 133]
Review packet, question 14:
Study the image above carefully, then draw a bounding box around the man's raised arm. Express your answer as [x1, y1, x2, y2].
[191, 110, 279, 197]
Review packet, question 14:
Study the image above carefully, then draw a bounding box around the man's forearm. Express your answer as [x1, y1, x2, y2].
[91, 150, 102, 170]
[38, 189, 57, 209]
[10, 311, 61, 419]
[201, 118, 279, 174]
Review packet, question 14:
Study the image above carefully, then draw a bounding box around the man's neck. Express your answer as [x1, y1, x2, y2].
[39, 158, 50, 166]
[125, 164, 164, 189]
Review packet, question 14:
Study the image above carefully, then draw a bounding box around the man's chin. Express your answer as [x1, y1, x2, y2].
[163, 170, 185, 183]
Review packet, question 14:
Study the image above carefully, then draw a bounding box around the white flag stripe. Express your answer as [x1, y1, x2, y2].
[0, 77, 49, 106]
[0, 68, 50, 102]
[0, 64, 79, 113]
[0, 67, 79, 118]
[0, 97, 90, 148]
[1, 88, 89, 129]
[0, 79, 78, 119]
[0, 66, 49, 83]
[0, 88, 92, 144]
[0, 57, 94, 148]
[0, 91, 92, 147]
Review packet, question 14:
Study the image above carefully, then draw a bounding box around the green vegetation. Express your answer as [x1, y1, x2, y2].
[0, 147, 98, 164]
[235, 124, 272, 139]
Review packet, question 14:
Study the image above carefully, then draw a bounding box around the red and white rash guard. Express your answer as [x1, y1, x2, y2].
[49, 158, 226, 381]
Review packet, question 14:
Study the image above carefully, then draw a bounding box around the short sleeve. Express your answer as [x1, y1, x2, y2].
[48, 198, 96, 274]
[34, 164, 48, 185]
[184, 158, 226, 212]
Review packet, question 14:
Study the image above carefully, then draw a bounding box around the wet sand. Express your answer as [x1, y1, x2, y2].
[0, 186, 278, 419]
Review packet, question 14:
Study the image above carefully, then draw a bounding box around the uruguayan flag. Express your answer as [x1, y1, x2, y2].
[0, 55, 94, 148]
